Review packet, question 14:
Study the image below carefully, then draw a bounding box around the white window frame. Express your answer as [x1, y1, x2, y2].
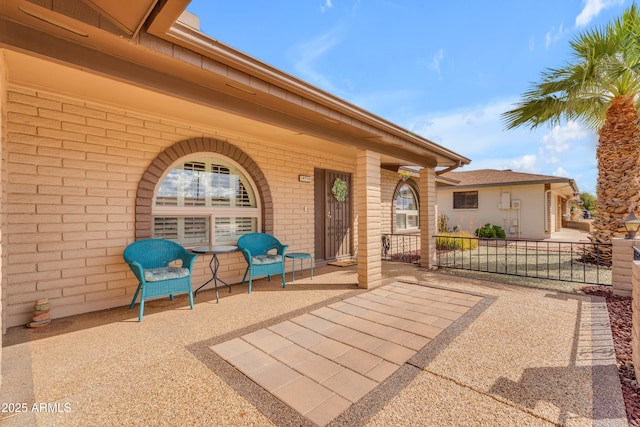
[394, 184, 419, 232]
[151, 152, 261, 247]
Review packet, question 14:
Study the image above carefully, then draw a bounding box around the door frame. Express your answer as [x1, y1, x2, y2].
[314, 168, 352, 263]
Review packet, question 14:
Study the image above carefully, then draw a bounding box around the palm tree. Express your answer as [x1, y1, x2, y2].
[502, 4, 640, 263]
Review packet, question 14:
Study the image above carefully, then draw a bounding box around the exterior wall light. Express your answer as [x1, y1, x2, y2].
[623, 210, 640, 239]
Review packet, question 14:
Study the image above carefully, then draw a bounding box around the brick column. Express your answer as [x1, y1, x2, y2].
[419, 167, 436, 269]
[356, 150, 381, 289]
[632, 261, 640, 382]
[611, 237, 639, 297]
[0, 51, 6, 387]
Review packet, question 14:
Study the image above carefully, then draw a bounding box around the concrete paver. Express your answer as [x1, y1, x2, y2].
[208, 281, 475, 425]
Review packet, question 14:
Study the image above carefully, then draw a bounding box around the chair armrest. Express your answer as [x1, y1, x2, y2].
[179, 251, 198, 271]
[276, 244, 288, 257]
[276, 242, 289, 258]
[127, 260, 146, 282]
[239, 248, 253, 265]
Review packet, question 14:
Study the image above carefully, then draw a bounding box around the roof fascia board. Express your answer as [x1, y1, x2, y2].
[439, 178, 576, 190]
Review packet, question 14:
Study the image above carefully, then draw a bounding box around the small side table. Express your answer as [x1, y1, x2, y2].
[191, 245, 238, 303]
[285, 252, 313, 282]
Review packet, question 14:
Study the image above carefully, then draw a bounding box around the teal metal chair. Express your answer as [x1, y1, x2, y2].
[123, 239, 198, 321]
[237, 233, 288, 293]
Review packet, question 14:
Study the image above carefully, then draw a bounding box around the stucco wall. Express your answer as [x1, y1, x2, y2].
[4, 83, 363, 328]
[437, 184, 550, 239]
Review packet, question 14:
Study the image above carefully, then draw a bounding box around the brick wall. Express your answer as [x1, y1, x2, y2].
[4, 84, 357, 327]
[356, 150, 381, 288]
[632, 261, 640, 384]
[380, 169, 397, 234]
[419, 168, 436, 269]
[380, 169, 420, 235]
[611, 238, 637, 297]
[0, 51, 7, 384]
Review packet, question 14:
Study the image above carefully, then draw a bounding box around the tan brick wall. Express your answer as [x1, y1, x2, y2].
[356, 150, 381, 288]
[419, 167, 436, 269]
[380, 169, 420, 235]
[632, 261, 640, 383]
[4, 84, 357, 327]
[611, 238, 637, 297]
[0, 51, 7, 384]
[380, 169, 397, 234]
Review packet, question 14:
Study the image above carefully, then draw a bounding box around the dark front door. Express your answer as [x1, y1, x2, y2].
[314, 169, 352, 262]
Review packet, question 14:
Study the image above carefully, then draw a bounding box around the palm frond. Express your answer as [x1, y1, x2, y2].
[503, 3, 640, 132]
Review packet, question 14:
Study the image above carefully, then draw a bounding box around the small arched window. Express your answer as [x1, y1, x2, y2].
[152, 154, 260, 245]
[395, 184, 419, 231]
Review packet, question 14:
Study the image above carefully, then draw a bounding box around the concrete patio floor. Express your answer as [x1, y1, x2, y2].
[0, 262, 629, 426]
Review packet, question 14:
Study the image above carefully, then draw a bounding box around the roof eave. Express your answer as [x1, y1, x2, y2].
[147, 2, 470, 168]
[439, 177, 578, 190]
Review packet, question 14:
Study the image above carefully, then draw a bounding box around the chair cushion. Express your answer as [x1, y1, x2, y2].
[144, 267, 190, 282]
[251, 254, 283, 265]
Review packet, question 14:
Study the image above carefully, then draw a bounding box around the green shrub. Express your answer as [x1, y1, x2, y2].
[435, 231, 478, 251]
[474, 223, 506, 239]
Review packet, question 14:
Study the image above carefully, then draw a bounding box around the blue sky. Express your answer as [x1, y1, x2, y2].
[186, 0, 630, 195]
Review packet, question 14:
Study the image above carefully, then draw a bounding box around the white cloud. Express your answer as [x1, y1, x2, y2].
[553, 167, 570, 177]
[428, 48, 445, 74]
[291, 28, 342, 92]
[320, 0, 333, 13]
[545, 155, 560, 164]
[575, 0, 625, 27]
[508, 154, 539, 173]
[545, 23, 568, 48]
[541, 121, 588, 154]
[401, 99, 598, 192]
[406, 99, 524, 157]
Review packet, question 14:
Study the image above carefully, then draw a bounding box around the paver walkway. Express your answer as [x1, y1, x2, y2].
[209, 281, 483, 426]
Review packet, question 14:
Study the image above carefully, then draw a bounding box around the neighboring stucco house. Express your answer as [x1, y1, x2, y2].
[437, 169, 579, 239]
[0, 0, 470, 343]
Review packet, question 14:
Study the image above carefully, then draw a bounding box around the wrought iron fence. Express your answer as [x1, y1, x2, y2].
[381, 234, 421, 263]
[434, 236, 611, 286]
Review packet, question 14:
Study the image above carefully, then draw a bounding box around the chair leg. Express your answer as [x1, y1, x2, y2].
[188, 291, 194, 309]
[129, 283, 142, 309]
[241, 267, 249, 285]
[169, 294, 174, 301]
[248, 275, 252, 294]
[138, 298, 144, 322]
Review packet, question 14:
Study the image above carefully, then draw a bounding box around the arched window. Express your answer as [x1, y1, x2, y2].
[152, 154, 260, 245]
[395, 184, 419, 231]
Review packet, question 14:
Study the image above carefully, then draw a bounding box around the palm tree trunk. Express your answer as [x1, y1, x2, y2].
[585, 94, 640, 264]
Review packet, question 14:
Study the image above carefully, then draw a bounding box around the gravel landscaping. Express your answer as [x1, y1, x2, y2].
[437, 267, 637, 426]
